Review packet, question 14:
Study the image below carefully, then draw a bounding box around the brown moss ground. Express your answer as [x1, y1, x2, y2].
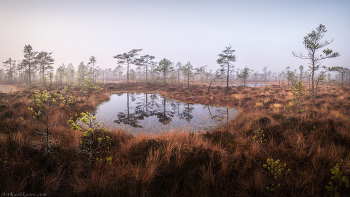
[0, 81, 350, 196]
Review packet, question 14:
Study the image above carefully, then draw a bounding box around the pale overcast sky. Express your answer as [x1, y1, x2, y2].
[0, 0, 349, 73]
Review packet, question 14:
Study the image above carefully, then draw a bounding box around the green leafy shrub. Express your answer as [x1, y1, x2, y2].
[326, 159, 350, 197]
[263, 158, 290, 193]
[252, 127, 266, 144]
[68, 112, 112, 178]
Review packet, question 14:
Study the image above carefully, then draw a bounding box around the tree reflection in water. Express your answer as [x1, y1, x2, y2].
[94, 92, 237, 134]
[155, 98, 173, 125]
[179, 103, 194, 123]
[114, 92, 143, 128]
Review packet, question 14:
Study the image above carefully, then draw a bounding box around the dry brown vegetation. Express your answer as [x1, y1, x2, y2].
[0, 81, 350, 196]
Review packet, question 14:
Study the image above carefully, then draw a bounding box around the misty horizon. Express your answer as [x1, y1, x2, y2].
[1, 0, 349, 74]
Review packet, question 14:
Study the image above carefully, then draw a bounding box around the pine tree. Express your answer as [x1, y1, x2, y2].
[328, 66, 349, 87]
[36, 51, 54, 86]
[113, 49, 142, 85]
[217, 45, 236, 90]
[182, 61, 194, 89]
[23, 45, 37, 87]
[237, 66, 251, 86]
[156, 58, 173, 91]
[56, 64, 65, 86]
[3, 58, 16, 84]
[135, 54, 155, 82]
[88, 56, 97, 84]
[77, 62, 89, 84]
[293, 24, 340, 100]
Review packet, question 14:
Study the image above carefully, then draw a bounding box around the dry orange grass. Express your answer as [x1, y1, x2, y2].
[232, 94, 245, 100]
[255, 102, 263, 107]
[0, 132, 8, 143]
[263, 97, 270, 103]
[1, 81, 350, 196]
[337, 95, 345, 100]
[329, 110, 349, 121]
[273, 103, 282, 108]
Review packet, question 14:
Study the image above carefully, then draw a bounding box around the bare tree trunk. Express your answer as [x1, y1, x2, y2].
[187, 67, 190, 89]
[42, 67, 45, 86]
[10, 59, 13, 84]
[92, 63, 95, 85]
[341, 73, 344, 87]
[146, 65, 148, 83]
[29, 65, 32, 86]
[164, 70, 167, 91]
[311, 67, 315, 100]
[127, 60, 129, 86]
[207, 79, 214, 94]
[227, 63, 229, 89]
[315, 80, 319, 99]
[311, 51, 316, 100]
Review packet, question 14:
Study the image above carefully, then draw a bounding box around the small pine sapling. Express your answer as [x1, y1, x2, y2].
[326, 159, 350, 197]
[21, 89, 70, 170]
[68, 112, 112, 178]
[252, 128, 266, 144]
[263, 158, 290, 193]
[291, 80, 305, 113]
[315, 71, 326, 99]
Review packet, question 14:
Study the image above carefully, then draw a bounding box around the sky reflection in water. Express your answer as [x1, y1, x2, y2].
[92, 92, 238, 135]
[0, 85, 16, 93]
[224, 83, 267, 87]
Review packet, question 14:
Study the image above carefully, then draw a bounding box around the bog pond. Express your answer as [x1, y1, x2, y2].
[0, 85, 18, 93]
[223, 83, 267, 87]
[92, 92, 238, 135]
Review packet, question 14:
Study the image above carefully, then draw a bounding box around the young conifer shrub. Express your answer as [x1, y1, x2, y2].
[263, 158, 290, 193]
[22, 88, 70, 170]
[326, 159, 350, 197]
[68, 112, 112, 178]
[252, 128, 266, 144]
[291, 80, 305, 113]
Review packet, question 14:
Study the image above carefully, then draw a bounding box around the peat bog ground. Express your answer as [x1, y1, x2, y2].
[0, 81, 350, 196]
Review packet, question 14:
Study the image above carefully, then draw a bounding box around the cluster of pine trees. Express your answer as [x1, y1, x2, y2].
[1, 25, 349, 93]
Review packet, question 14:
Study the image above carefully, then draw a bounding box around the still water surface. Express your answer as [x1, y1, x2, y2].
[92, 92, 238, 135]
[0, 85, 17, 93]
[227, 83, 267, 87]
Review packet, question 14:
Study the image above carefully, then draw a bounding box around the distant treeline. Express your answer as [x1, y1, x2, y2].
[1, 33, 349, 92]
